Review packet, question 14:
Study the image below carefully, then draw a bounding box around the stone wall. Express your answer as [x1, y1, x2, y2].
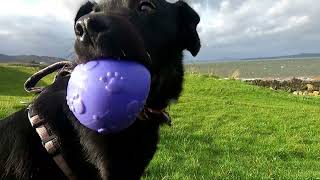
[244, 78, 320, 96]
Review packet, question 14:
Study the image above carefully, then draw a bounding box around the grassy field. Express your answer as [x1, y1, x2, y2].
[1, 65, 320, 179]
[185, 58, 320, 79]
[0, 64, 55, 118]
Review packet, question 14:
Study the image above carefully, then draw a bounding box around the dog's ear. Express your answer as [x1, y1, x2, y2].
[176, 1, 201, 57]
[75, 1, 97, 24]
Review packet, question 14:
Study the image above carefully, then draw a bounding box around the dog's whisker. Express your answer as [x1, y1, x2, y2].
[120, 49, 127, 57]
[147, 52, 152, 64]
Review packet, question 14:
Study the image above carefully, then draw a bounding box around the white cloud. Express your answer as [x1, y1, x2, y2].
[0, 0, 319, 60]
[0, 0, 87, 57]
[196, 0, 315, 45]
[188, 0, 320, 60]
[0, 0, 86, 23]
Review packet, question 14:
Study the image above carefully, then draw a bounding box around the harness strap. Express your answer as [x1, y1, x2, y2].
[24, 61, 75, 93]
[27, 105, 170, 180]
[24, 61, 171, 179]
[138, 108, 172, 126]
[27, 105, 77, 180]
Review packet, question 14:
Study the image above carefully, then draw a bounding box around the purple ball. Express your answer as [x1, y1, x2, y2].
[66, 59, 151, 134]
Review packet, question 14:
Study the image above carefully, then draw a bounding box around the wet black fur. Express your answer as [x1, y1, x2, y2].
[0, 0, 200, 179]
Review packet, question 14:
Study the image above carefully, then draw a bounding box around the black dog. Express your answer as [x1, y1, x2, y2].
[0, 0, 200, 179]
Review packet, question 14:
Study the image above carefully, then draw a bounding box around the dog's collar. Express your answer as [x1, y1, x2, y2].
[27, 105, 77, 180]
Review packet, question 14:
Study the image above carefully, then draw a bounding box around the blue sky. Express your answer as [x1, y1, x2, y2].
[0, 0, 319, 61]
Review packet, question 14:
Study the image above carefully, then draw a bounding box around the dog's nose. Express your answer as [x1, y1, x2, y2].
[75, 15, 110, 42]
[75, 21, 86, 40]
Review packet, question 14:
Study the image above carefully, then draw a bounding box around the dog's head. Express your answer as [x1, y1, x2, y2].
[74, 0, 200, 109]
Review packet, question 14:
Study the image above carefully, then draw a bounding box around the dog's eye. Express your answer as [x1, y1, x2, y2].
[139, 1, 156, 13]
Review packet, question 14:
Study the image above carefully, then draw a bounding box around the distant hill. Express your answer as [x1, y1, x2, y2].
[186, 53, 320, 63]
[242, 53, 320, 61]
[0, 54, 66, 64]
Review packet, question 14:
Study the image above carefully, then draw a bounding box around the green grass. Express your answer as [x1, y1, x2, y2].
[1, 65, 320, 179]
[145, 75, 320, 179]
[0, 64, 54, 118]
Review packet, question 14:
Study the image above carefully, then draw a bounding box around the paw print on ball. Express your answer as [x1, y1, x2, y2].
[99, 72, 125, 94]
[66, 93, 86, 115]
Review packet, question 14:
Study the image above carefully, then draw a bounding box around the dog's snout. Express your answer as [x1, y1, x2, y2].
[74, 13, 150, 67]
[75, 15, 110, 43]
